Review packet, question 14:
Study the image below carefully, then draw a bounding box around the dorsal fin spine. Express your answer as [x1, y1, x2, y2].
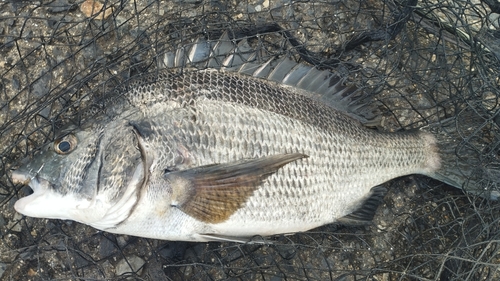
[160, 31, 380, 125]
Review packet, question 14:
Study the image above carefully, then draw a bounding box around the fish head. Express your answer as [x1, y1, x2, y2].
[11, 123, 104, 221]
[11, 119, 145, 228]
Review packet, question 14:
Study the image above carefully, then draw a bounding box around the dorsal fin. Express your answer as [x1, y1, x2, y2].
[220, 36, 254, 70]
[188, 37, 213, 65]
[160, 32, 381, 126]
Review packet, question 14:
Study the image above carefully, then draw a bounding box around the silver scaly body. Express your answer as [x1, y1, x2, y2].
[12, 69, 440, 242]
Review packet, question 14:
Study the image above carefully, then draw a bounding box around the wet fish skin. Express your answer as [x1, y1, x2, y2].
[11, 69, 441, 242]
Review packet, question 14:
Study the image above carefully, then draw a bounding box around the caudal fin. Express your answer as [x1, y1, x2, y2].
[421, 109, 500, 200]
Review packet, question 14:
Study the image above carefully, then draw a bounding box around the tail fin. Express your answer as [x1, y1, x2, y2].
[421, 109, 500, 200]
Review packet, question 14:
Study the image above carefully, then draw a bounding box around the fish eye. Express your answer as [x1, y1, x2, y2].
[54, 134, 77, 155]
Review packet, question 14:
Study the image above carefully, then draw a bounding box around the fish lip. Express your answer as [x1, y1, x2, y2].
[10, 170, 31, 185]
[13, 174, 59, 218]
[10, 169, 52, 193]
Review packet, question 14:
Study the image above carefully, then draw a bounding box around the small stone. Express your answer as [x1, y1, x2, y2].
[80, 0, 113, 20]
[31, 70, 52, 98]
[7, 212, 23, 233]
[27, 268, 37, 276]
[158, 242, 187, 260]
[0, 215, 5, 228]
[489, 13, 500, 29]
[47, 0, 75, 13]
[115, 255, 145, 276]
[0, 263, 6, 278]
[116, 235, 128, 248]
[99, 236, 117, 257]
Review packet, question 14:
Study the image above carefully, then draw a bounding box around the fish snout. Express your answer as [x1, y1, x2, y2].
[10, 169, 31, 185]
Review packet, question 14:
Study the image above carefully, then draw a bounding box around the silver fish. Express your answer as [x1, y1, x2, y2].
[10, 36, 496, 242]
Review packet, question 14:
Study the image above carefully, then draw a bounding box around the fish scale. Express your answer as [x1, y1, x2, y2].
[118, 91, 435, 238]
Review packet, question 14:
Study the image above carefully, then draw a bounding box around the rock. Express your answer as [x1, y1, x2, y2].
[7, 212, 23, 233]
[115, 255, 145, 276]
[158, 241, 187, 260]
[0, 262, 7, 278]
[99, 236, 118, 258]
[80, 0, 113, 20]
[47, 0, 76, 13]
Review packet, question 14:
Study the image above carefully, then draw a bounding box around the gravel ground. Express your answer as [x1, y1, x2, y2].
[0, 0, 499, 280]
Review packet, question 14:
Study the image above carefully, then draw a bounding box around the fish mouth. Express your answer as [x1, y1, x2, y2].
[11, 169, 96, 221]
[11, 169, 51, 192]
[11, 170, 32, 185]
[11, 170, 54, 216]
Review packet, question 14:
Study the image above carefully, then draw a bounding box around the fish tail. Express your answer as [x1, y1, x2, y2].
[421, 110, 500, 200]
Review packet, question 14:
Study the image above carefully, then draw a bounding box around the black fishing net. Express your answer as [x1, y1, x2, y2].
[1, 0, 499, 280]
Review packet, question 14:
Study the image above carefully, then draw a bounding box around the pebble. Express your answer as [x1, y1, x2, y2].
[0, 262, 6, 278]
[158, 241, 187, 260]
[31, 70, 52, 98]
[80, 0, 113, 20]
[47, 0, 76, 13]
[489, 13, 500, 29]
[0, 215, 5, 228]
[116, 235, 129, 248]
[27, 268, 37, 276]
[115, 255, 145, 276]
[7, 212, 23, 233]
[99, 236, 118, 257]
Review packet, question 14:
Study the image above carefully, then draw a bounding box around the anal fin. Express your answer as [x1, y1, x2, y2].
[337, 186, 387, 226]
[199, 234, 272, 244]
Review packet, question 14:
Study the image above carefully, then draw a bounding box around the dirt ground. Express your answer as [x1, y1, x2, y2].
[0, 0, 499, 280]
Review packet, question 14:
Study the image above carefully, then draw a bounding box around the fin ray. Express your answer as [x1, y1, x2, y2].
[160, 29, 381, 126]
[337, 186, 387, 225]
[198, 234, 271, 244]
[166, 153, 308, 224]
[422, 109, 500, 199]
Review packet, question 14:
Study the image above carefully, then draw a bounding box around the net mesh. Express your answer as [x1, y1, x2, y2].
[1, 0, 499, 280]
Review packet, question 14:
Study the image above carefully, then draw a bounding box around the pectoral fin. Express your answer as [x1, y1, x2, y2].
[165, 153, 308, 224]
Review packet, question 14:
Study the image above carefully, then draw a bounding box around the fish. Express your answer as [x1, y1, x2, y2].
[10, 33, 499, 242]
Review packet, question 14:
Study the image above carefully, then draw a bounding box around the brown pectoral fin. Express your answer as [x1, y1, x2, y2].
[166, 153, 308, 224]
